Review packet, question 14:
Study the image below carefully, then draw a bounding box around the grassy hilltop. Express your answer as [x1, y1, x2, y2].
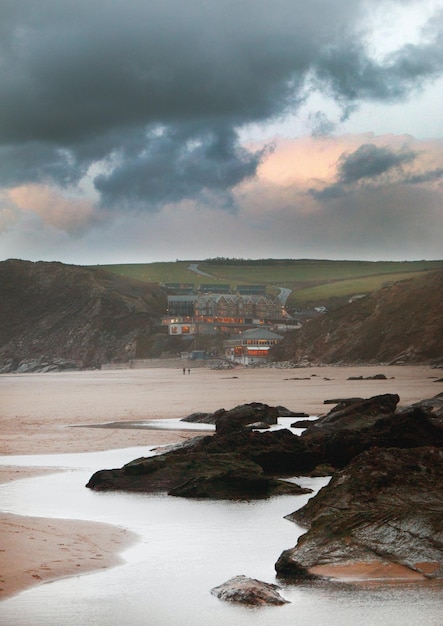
[96, 258, 443, 310]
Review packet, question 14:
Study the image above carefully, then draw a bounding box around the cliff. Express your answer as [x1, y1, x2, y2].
[271, 271, 443, 365]
[0, 259, 167, 372]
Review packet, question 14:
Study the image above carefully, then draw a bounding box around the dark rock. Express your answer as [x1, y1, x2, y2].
[214, 403, 279, 435]
[211, 575, 289, 605]
[181, 412, 212, 423]
[307, 393, 400, 433]
[86, 395, 443, 499]
[277, 447, 443, 580]
[348, 373, 387, 380]
[291, 419, 316, 428]
[308, 464, 336, 477]
[275, 550, 319, 580]
[181, 402, 279, 429]
[323, 397, 363, 405]
[181, 403, 307, 426]
[86, 451, 310, 499]
[245, 421, 271, 430]
[194, 427, 318, 475]
[276, 405, 309, 417]
[406, 395, 443, 419]
[300, 395, 443, 469]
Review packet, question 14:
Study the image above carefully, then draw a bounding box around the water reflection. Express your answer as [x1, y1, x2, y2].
[0, 448, 442, 626]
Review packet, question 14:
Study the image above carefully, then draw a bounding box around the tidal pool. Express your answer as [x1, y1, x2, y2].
[0, 448, 442, 626]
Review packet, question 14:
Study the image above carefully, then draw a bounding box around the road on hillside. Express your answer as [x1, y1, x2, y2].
[276, 287, 292, 304]
[188, 263, 215, 278]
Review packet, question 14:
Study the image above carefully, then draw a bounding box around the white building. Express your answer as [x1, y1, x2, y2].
[224, 328, 283, 365]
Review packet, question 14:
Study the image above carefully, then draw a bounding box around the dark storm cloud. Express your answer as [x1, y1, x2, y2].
[309, 184, 347, 201]
[314, 26, 443, 105]
[310, 143, 419, 200]
[403, 168, 443, 184]
[337, 144, 417, 184]
[1, 0, 442, 207]
[94, 124, 264, 207]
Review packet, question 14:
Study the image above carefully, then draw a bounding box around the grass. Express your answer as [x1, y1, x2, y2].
[92, 259, 443, 308]
[289, 271, 428, 305]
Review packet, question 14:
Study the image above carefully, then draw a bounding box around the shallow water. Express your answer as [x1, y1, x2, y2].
[0, 447, 442, 626]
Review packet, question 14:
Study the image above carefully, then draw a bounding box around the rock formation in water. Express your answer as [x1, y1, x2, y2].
[270, 270, 443, 365]
[86, 395, 443, 579]
[298, 393, 443, 469]
[0, 259, 166, 372]
[211, 575, 289, 605]
[181, 403, 304, 426]
[86, 451, 310, 499]
[87, 395, 443, 498]
[275, 446, 443, 580]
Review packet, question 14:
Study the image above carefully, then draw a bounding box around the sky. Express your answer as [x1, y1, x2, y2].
[1, 0, 442, 265]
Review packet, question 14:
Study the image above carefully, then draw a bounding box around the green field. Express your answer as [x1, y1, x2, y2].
[94, 259, 443, 309]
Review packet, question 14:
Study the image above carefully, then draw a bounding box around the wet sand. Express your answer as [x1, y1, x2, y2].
[0, 364, 441, 599]
[0, 512, 136, 600]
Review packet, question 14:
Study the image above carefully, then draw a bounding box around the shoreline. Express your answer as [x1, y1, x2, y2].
[0, 510, 137, 601]
[1, 365, 442, 601]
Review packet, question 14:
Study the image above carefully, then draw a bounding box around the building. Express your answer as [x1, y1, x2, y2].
[199, 284, 231, 294]
[236, 284, 267, 296]
[166, 294, 282, 324]
[166, 295, 196, 317]
[162, 283, 195, 295]
[224, 328, 283, 365]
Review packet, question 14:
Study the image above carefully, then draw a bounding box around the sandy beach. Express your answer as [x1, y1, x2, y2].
[1, 364, 441, 600]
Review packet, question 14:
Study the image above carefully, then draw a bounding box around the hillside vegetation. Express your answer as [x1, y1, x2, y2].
[270, 270, 443, 365]
[98, 259, 443, 310]
[0, 260, 167, 372]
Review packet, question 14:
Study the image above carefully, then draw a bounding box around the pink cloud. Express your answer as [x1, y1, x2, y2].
[7, 185, 99, 234]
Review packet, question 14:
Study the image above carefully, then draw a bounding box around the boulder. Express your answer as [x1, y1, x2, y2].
[276, 447, 443, 580]
[307, 393, 400, 433]
[181, 403, 303, 426]
[275, 405, 309, 417]
[211, 575, 289, 605]
[180, 412, 212, 423]
[214, 403, 279, 435]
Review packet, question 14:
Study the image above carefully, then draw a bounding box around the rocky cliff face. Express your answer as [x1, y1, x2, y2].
[0, 259, 166, 372]
[271, 271, 443, 365]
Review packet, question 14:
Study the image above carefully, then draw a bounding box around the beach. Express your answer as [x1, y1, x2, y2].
[1, 364, 441, 601]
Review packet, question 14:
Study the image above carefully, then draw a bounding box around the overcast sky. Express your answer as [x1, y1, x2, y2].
[1, 0, 442, 264]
